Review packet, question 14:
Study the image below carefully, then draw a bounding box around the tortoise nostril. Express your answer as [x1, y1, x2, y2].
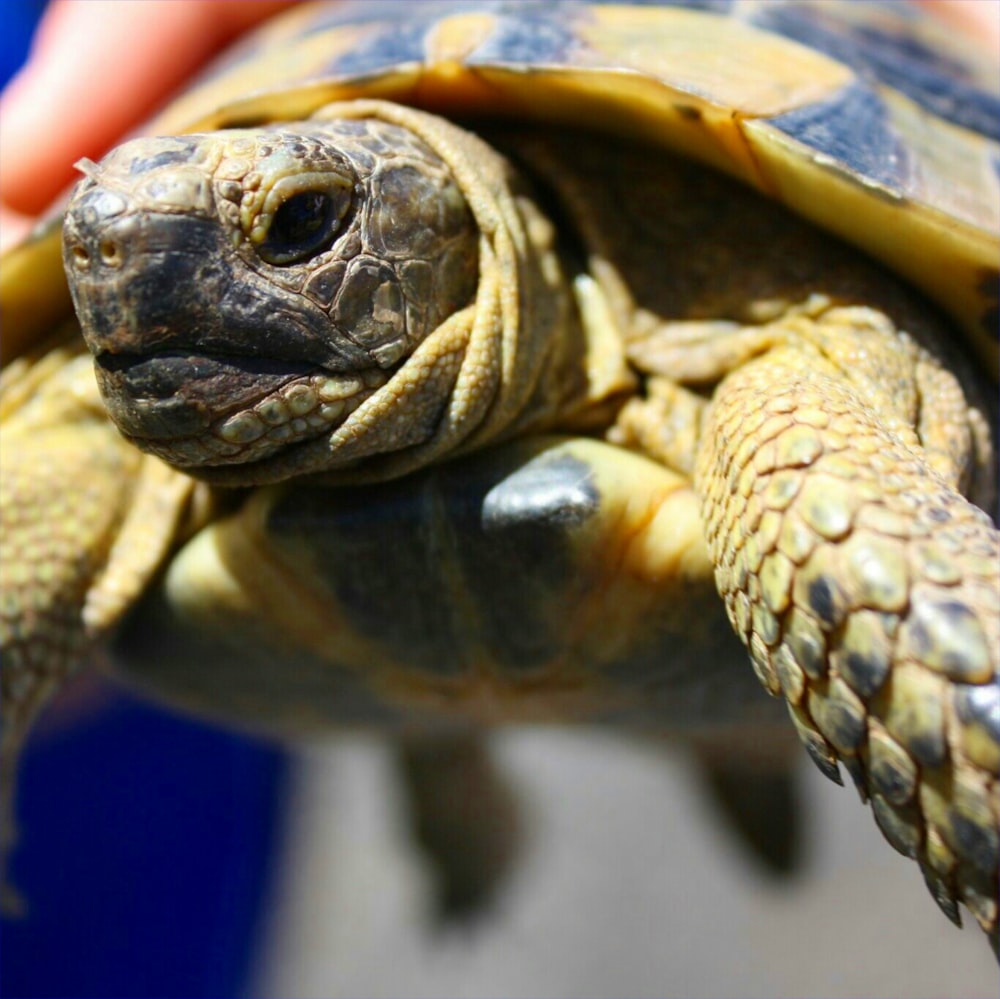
[100, 239, 123, 267]
[70, 244, 91, 269]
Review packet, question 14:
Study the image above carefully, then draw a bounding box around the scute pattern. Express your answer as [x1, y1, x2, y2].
[766, 82, 915, 193]
[749, 1, 1000, 138]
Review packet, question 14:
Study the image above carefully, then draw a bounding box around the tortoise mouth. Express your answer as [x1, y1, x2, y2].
[94, 348, 314, 441]
[94, 347, 386, 469]
[96, 348, 312, 403]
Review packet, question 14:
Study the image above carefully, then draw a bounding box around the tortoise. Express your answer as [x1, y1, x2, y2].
[1, 0, 997, 961]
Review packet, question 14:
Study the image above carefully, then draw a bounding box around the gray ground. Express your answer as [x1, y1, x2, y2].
[254, 730, 996, 998]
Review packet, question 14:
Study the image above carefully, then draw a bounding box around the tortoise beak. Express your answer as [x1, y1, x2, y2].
[63, 183, 251, 441]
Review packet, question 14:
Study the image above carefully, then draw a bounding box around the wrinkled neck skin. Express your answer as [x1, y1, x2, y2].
[62, 100, 607, 487]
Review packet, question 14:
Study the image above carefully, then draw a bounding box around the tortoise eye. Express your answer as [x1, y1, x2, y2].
[258, 190, 346, 265]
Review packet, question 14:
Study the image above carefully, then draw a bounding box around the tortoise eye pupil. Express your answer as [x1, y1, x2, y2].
[273, 192, 327, 243]
[259, 190, 342, 265]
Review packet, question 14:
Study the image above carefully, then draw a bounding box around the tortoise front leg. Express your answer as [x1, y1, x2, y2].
[0, 342, 198, 908]
[691, 304, 999, 948]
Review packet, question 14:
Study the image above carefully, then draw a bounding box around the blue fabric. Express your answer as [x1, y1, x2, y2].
[0, 0, 43, 86]
[1, 685, 289, 999]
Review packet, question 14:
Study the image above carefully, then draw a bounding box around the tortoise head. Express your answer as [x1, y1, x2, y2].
[63, 118, 479, 476]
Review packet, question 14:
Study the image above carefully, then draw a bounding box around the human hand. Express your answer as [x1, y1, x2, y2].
[0, 0, 294, 253]
[926, 0, 1000, 44]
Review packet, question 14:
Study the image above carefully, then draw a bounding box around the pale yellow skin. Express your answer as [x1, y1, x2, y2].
[1, 101, 998, 946]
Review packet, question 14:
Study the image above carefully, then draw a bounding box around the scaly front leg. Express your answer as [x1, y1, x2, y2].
[693, 302, 999, 950]
[0, 340, 197, 909]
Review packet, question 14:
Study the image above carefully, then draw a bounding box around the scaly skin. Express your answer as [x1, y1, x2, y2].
[695, 308, 999, 944]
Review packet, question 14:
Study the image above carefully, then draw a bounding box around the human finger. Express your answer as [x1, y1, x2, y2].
[0, 0, 295, 220]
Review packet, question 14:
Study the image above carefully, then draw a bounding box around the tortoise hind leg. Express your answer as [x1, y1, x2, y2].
[690, 731, 803, 875]
[396, 732, 520, 921]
